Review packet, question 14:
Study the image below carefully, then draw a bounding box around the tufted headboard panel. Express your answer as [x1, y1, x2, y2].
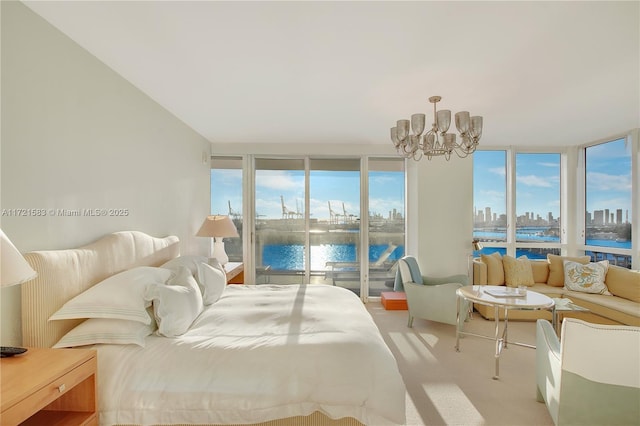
[21, 231, 180, 348]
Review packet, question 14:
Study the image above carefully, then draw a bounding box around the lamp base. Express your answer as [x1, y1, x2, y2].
[1, 346, 27, 357]
[211, 237, 229, 265]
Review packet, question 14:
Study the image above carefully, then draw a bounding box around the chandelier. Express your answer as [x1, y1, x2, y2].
[390, 96, 483, 161]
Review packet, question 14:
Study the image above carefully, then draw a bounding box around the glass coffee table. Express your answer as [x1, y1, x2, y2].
[455, 285, 555, 379]
[551, 297, 590, 335]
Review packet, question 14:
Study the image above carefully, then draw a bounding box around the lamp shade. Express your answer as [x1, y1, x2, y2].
[1, 229, 37, 287]
[196, 215, 239, 238]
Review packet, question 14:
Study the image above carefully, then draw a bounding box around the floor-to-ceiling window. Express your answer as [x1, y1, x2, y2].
[583, 138, 633, 268]
[308, 159, 361, 290]
[211, 155, 405, 297]
[367, 158, 405, 297]
[254, 158, 306, 284]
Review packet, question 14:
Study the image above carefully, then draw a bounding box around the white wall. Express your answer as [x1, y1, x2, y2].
[414, 157, 473, 278]
[0, 2, 211, 346]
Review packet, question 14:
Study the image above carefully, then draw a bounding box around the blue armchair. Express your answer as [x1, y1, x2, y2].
[395, 255, 469, 327]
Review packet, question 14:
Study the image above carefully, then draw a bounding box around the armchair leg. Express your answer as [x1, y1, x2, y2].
[408, 315, 414, 328]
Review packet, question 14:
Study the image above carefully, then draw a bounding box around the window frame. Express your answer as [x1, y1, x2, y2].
[577, 130, 638, 268]
[212, 153, 406, 301]
[473, 146, 567, 258]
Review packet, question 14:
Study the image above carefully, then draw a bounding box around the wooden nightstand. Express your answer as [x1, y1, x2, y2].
[1, 347, 97, 426]
[224, 261, 244, 284]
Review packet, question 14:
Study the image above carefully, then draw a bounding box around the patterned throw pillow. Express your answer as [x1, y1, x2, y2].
[563, 260, 611, 294]
[503, 255, 535, 287]
[547, 254, 591, 287]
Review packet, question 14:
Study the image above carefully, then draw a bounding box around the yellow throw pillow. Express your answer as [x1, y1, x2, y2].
[481, 252, 504, 285]
[547, 254, 591, 287]
[605, 265, 640, 303]
[503, 255, 535, 287]
[564, 260, 610, 294]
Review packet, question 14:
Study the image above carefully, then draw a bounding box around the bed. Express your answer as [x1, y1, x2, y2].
[21, 231, 406, 426]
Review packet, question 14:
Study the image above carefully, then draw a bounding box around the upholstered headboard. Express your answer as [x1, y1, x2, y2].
[21, 231, 180, 348]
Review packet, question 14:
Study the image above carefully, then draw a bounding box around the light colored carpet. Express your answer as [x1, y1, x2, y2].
[367, 303, 554, 426]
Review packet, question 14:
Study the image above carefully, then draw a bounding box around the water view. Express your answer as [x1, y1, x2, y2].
[263, 243, 404, 271]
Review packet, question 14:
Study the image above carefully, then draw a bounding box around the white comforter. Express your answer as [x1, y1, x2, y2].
[97, 285, 406, 425]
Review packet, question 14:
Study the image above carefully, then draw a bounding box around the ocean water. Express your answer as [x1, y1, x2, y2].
[262, 244, 404, 271]
[262, 237, 632, 270]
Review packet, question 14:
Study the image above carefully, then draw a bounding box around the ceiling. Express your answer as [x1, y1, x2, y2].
[22, 1, 640, 148]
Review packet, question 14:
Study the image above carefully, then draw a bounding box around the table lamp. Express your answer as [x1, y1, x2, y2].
[196, 215, 239, 265]
[1, 229, 38, 357]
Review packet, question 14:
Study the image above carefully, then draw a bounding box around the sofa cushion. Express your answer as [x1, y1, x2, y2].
[547, 254, 591, 287]
[564, 260, 610, 295]
[481, 252, 505, 286]
[531, 261, 550, 284]
[606, 265, 640, 303]
[503, 255, 535, 287]
[567, 290, 640, 322]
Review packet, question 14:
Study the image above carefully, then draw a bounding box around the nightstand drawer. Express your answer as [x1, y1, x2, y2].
[2, 354, 97, 426]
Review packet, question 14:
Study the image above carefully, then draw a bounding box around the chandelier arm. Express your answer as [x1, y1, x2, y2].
[391, 95, 482, 161]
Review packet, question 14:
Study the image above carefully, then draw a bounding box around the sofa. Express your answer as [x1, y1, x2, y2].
[472, 253, 640, 326]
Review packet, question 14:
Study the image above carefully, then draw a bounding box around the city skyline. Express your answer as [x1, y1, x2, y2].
[473, 138, 631, 224]
[474, 204, 631, 226]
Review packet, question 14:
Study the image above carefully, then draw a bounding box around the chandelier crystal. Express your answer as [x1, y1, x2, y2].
[390, 96, 483, 161]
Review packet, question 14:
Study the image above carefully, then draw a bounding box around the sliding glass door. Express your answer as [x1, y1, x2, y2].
[254, 158, 305, 284]
[211, 155, 406, 297]
[309, 159, 361, 291]
[367, 158, 405, 296]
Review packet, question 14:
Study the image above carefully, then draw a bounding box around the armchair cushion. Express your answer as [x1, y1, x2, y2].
[536, 318, 640, 425]
[398, 256, 469, 326]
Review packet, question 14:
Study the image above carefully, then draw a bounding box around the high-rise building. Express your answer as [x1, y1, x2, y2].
[616, 209, 622, 224]
[594, 210, 604, 225]
[605, 209, 610, 224]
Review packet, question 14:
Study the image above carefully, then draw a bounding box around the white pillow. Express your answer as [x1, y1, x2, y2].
[146, 266, 203, 337]
[197, 261, 226, 305]
[161, 255, 209, 277]
[564, 260, 611, 295]
[53, 318, 155, 348]
[49, 266, 173, 324]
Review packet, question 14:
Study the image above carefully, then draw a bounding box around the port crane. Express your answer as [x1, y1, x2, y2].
[328, 201, 340, 224]
[281, 195, 297, 219]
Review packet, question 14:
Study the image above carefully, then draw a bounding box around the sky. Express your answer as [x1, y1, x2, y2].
[211, 169, 405, 220]
[473, 138, 632, 222]
[212, 138, 631, 224]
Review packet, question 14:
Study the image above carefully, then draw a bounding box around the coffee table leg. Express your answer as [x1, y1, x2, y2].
[503, 308, 509, 348]
[493, 305, 501, 379]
